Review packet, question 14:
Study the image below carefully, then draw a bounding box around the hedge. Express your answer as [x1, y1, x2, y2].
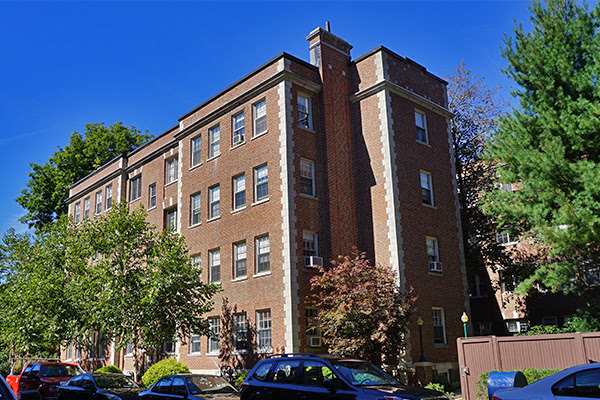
[141, 359, 190, 388]
[475, 368, 560, 400]
[94, 365, 123, 374]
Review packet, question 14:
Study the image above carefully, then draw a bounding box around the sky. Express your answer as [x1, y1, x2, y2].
[0, 0, 533, 234]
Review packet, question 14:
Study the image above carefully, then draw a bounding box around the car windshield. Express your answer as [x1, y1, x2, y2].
[185, 376, 236, 394]
[40, 365, 82, 378]
[332, 361, 400, 387]
[94, 375, 139, 389]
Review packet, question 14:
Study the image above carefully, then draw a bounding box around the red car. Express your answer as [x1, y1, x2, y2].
[10, 362, 83, 400]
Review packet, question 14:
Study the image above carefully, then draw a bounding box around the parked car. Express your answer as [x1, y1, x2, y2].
[239, 353, 448, 400]
[1, 373, 42, 400]
[492, 363, 600, 400]
[139, 374, 238, 400]
[10, 362, 84, 400]
[58, 373, 142, 400]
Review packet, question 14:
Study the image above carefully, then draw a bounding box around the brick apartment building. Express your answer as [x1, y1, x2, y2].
[63, 26, 468, 381]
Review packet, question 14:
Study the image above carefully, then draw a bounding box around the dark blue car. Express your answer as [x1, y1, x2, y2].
[239, 353, 448, 400]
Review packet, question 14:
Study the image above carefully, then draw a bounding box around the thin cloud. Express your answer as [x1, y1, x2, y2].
[0, 129, 47, 147]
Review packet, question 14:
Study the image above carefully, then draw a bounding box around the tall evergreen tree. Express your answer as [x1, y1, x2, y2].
[484, 0, 600, 319]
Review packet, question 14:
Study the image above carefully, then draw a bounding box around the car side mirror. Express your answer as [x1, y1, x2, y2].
[19, 390, 42, 400]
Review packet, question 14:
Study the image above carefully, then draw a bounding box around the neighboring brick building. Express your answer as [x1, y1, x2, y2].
[63, 27, 468, 381]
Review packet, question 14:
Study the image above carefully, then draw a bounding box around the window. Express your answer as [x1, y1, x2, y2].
[300, 361, 338, 387]
[273, 360, 301, 384]
[253, 100, 267, 136]
[191, 255, 201, 270]
[426, 237, 441, 272]
[163, 341, 176, 354]
[234, 241, 247, 279]
[130, 176, 142, 201]
[209, 249, 220, 282]
[303, 231, 318, 261]
[420, 171, 433, 206]
[499, 271, 520, 294]
[66, 345, 73, 360]
[149, 184, 156, 209]
[232, 112, 245, 145]
[208, 317, 220, 353]
[95, 191, 102, 214]
[542, 316, 558, 327]
[233, 174, 246, 210]
[257, 310, 272, 350]
[496, 231, 514, 245]
[415, 111, 428, 143]
[432, 308, 446, 345]
[190, 193, 201, 226]
[256, 235, 270, 273]
[125, 342, 133, 355]
[254, 164, 268, 201]
[306, 308, 321, 347]
[191, 136, 202, 167]
[165, 208, 177, 231]
[189, 333, 201, 354]
[165, 157, 178, 185]
[474, 321, 493, 336]
[233, 313, 248, 351]
[298, 94, 312, 129]
[300, 159, 315, 196]
[105, 185, 113, 209]
[552, 368, 600, 398]
[209, 125, 220, 158]
[83, 197, 90, 219]
[74, 202, 81, 224]
[209, 185, 220, 219]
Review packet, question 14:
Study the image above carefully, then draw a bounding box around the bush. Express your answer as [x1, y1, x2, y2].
[233, 371, 249, 388]
[94, 365, 123, 374]
[475, 369, 560, 400]
[425, 382, 454, 398]
[141, 359, 190, 388]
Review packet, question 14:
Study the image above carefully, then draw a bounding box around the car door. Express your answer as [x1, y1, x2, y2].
[146, 376, 173, 400]
[18, 365, 35, 393]
[270, 360, 302, 400]
[296, 360, 358, 400]
[24, 364, 41, 393]
[60, 376, 83, 400]
[166, 377, 187, 400]
[553, 368, 600, 400]
[77, 375, 96, 400]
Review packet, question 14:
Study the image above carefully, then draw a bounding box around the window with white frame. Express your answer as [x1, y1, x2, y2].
[499, 270, 520, 294]
[75, 344, 82, 360]
[232, 112, 245, 145]
[208, 317, 220, 353]
[95, 190, 102, 214]
[257, 310, 272, 350]
[130, 176, 142, 201]
[233, 174, 245, 210]
[254, 164, 268, 201]
[190, 193, 201, 226]
[165, 157, 178, 185]
[83, 197, 90, 219]
[233, 313, 248, 351]
[234, 241, 247, 279]
[209, 248, 220, 282]
[303, 232, 318, 258]
[163, 341, 176, 354]
[298, 94, 312, 129]
[426, 237, 439, 262]
[74, 202, 81, 224]
[165, 208, 177, 231]
[209, 125, 220, 158]
[306, 308, 321, 347]
[105, 185, 113, 209]
[209, 185, 220, 219]
[420, 171, 433, 206]
[189, 333, 201, 354]
[66, 345, 73, 360]
[191, 255, 201, 270]
[125, 342, 133, 356]
[496, 231, 514, 245]
[191, 136, 202, 167]
[415, 111, 428, 143]
[149, 184, 156, 209]
[432, 308, 446, 345]
[253, 100, 267, 136]
[256, 235, 270, 273]
[300, 159, 315, 196]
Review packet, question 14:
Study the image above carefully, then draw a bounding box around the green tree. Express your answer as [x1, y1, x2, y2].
[16, 122, 151, 230]
[484, 0, 600, 320]
[309, 249, 415, 372]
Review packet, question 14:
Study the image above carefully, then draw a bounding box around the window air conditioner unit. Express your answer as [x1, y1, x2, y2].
[428, 261, 442, 272]
[305, 256, 323, 268]
[233, 134, 244, 145]
[308, 336, 322, 347]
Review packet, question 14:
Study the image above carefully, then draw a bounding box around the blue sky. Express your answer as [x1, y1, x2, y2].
[0, 0, 532, 234]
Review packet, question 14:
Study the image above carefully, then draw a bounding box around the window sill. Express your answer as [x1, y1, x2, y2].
[164, 180, 178, 188]
[297, 125, 316, 134]
[207, 216, 221, 223]
[252, 198, 270, 207]
[253, 271, 271, 278]
[189, 222, 202, 229]
[147, 206, 156, 211]
[252, 130, 268, 140]
[416, 140, 432, 147]
[124, 354, 133, 358]
[422, 203, 438, 210]
[231, 276, 248, 283]
[210, 280, 221, 285]
[428, 271, 443, 277]
[232, 350, 248, 355]
[206, 352, 220, 357]
[231, 206, 247, 214]
[207, 154, 221, 162]
[256, 347, 273, 354]
[230, 141, 246, 150]
[129, 198, 141, 204]
[189, 163, 202, 171]
[299, 193, 318, 200]
[188, 352, 202, 357]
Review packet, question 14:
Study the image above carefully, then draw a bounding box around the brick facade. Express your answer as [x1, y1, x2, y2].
[63, 27, 467, 380]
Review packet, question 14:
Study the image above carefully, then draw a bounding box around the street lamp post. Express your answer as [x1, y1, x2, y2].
[461, 312, 469, 338]
[417, 317, 425, 362]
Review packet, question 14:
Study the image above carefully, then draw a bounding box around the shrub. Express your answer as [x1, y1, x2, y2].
[425, 382, 454, 398]
[475, 369, 560, 400]
[233, 371, 249, 388]
[94, 365, 123, 374]
[141, 359, 190, 388]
